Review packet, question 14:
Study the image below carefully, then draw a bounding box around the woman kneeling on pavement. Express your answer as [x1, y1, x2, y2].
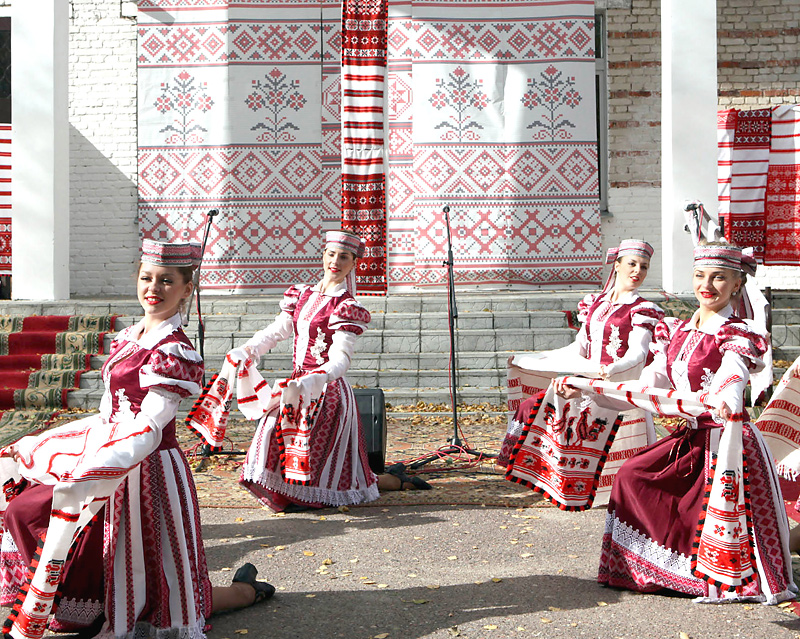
[0, 240, 272, 639]
[556, 242, 795, 603]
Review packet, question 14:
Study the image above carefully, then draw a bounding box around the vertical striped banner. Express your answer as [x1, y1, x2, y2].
[341, 0, 388, 294]
[0, 123, 10, 273]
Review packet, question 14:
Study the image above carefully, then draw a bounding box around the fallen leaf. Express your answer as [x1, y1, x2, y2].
[275, 546, 286, 551]
[412, 599, 428, 605]
[221, 567, 231, 572]
[338, 505, 350, 513]
[778, 601, 794, 608]
[306, 594, 316, 598]
[570, 622, 578, 627]
[234, 630, 248, 635]
[520, 553, 534, 558]
[377, 584, 389, 589]
[407, 573, 417, 578]
[568, 554, 579, 559]
[259, 544, 270, 548]
[447, 556, 458, 561]
[322, 558, 333, 565]
[426, 584, 440, 590]
[679, 633, 691, 639]
[597, 601, 608, 607]
[350, 558, 359, 563]
[413, 536, 423, 540]
[446, 628, 460, 637]
[541, 618, 552, 624]
[383, 549, 390, 553]
[491, 578, 502, 583]
[483, 625, 498, 630]
[374, 634, 389, 639]
[235, 517, 245, 523]
[548, 606, 562, 612]
[303, 551, 315, 557]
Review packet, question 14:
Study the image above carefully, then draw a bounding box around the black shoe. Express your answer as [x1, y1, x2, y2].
[387, 463, 432, 491]
[232, 563, 276, 604]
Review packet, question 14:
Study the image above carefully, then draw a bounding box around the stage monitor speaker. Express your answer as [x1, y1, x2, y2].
[353, 387, 387, 474]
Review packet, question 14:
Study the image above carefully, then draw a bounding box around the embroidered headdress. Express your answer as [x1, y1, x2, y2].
[693, 244, 757, 276]
[601, 238, 654, 294]
[325, 230, 365, 258]
[141, 240, 202, 269]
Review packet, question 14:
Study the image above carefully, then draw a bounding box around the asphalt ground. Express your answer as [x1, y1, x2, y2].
[202, 504, 800, 639]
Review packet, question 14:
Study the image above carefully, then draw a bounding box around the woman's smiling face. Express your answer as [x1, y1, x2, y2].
[693, 266, 741, 313]
[137, 263, 193, 324]
[322, 247, 356, 285]
[614, 255, 650, 293]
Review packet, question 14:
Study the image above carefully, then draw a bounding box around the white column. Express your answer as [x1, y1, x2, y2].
[11, 0, 69, 300]
[661, 0, 718, 294]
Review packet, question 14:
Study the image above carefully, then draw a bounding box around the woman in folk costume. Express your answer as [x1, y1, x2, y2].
[231, 230, 425, 514]
[559, 243, 795, 603]
[500, 239, 664, 501]
[0, 241, 273, 639]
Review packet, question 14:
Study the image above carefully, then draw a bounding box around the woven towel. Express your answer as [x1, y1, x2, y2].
[755, 361, 800, 479]
[186, 354, 275, 450]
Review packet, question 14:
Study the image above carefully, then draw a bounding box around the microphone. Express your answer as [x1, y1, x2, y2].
[443, 205, 450, 214]
[683, 201, 700, 212]
[208, 209, 220, 218]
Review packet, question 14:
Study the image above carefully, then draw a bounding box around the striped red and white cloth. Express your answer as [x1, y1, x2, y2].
[717, 109, 737, 223]
[0, 123, 11, 274]
[340, 0, 388, 293]
[765, 105, 800, 265]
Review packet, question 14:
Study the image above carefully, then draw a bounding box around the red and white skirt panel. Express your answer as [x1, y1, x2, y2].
[598, 423, 795, 603]
[240, 377, 379, 507]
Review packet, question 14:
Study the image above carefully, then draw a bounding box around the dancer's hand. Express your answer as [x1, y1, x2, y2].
[0, 444, 19, 462]
[598, 365, 609, 380]
[715, 402, 734, 421]
[227, 346, 253, 366]
[553, 376, 581, 400]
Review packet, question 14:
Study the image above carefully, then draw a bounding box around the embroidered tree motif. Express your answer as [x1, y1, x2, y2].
[522, 65, 582, 141]
[246, 68, 307, 143]
[429, 66, 488, 142]
[154, 71, 214, 144]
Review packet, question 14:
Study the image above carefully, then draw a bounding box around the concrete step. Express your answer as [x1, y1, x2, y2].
[67, 385, 506, 410]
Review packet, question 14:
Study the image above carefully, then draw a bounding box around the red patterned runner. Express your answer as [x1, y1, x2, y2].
[765, 105, 800, 265]
[341, 0, 388, 294]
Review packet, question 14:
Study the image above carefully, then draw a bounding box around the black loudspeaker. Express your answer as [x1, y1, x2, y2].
[353, 388, 387, 474]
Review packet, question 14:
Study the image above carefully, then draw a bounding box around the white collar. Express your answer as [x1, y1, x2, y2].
[124, 313, 182, 349]
[312, 281, 347, 297]
[602, 289, 639, 305]
[683, 304, 734, 335]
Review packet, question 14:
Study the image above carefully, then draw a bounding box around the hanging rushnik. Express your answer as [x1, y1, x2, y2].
[340, 0, 388, 294]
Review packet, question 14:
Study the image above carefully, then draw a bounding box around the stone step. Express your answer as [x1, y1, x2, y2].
[113, 309, 575, 333]
[67, 385, 506, 411]
[78, 367, 505, 391]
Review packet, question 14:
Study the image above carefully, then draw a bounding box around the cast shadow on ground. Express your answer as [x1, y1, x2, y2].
[208, 573, 623, 639]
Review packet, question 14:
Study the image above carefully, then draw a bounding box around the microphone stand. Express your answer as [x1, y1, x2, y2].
[408, 206, 494, 471]
[193, 209, 219, 383]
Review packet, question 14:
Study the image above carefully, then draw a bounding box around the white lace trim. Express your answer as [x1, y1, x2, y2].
[100, 618, 208, 639]
[55, 597, 103, 625]
[240, 466, 380, 507]
[606, 511, 694, 578]
[1, 530, 18, 553]
[506, 418, 525, 439]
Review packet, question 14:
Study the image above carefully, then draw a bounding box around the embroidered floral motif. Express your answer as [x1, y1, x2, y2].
[605, 325, 623, 362]
[112, 388, 135, 423]
[701, 367, 714, 392]
[309, 331, 327, 365]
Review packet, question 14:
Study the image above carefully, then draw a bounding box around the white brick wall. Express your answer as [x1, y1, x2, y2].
[26, 0, 800, 294]
[68, 0, 139, 296]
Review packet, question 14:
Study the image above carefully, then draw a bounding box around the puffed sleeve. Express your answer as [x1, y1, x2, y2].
[715, 320, 768, 372]
[576, 292, 600, 325]
[329, 298, 371, 335]
[242, 285, 305, 358]
[139, 338, 204, 399]
[639, 317, 682, 389]
[603, 301, 665, 379]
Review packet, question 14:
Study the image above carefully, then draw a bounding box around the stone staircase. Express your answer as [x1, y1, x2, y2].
[2, 288, 800, 415]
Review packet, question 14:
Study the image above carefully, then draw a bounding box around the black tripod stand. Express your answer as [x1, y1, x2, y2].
[408, 206, 495, 470]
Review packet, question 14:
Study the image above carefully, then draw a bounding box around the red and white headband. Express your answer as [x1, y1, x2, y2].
[325, 230, 365, 258]
[141, 240, 202, 269]
[605, 239, 654, 264]
[693, 244, 757, 276]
